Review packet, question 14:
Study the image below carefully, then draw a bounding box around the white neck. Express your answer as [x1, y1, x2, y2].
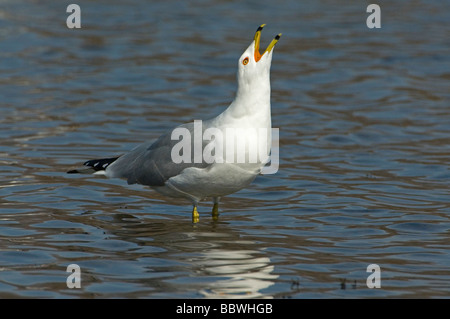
[226, 72, 271, 121]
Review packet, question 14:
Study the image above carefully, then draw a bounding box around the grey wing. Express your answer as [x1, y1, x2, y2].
[106, 122, 211, 186]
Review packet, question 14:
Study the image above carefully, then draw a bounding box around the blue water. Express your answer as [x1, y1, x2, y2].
[0, 0, 449, 298]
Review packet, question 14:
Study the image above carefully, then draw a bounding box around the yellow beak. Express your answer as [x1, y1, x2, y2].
[254, 24, 282, 62]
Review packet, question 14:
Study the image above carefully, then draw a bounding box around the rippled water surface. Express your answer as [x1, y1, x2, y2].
[1, 1, 449, 298]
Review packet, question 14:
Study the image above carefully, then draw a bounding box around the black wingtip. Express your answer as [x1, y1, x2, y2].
[67, 156, 119, 174]
[83, 157, 119, 171]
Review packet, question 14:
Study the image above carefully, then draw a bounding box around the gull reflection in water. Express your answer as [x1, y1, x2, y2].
[195, 248, 278, 299]
[107, 214, 278, 298]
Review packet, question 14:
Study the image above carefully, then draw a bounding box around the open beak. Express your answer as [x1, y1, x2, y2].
[254, 24, 282, 62]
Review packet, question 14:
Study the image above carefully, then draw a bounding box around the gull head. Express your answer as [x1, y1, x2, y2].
[236, 24, 282, 92]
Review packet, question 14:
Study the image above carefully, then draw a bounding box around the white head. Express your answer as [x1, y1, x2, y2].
[236, 24, 282, 98]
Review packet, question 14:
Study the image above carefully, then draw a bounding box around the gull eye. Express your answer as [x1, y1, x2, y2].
[242, 57, 249, 65]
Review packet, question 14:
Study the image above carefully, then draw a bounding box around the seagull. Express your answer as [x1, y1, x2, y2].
[68, 24, 281, 223]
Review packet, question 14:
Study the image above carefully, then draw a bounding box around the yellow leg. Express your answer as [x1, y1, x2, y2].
[212, 203, 219, 221]
[192, 206, 199, 223]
